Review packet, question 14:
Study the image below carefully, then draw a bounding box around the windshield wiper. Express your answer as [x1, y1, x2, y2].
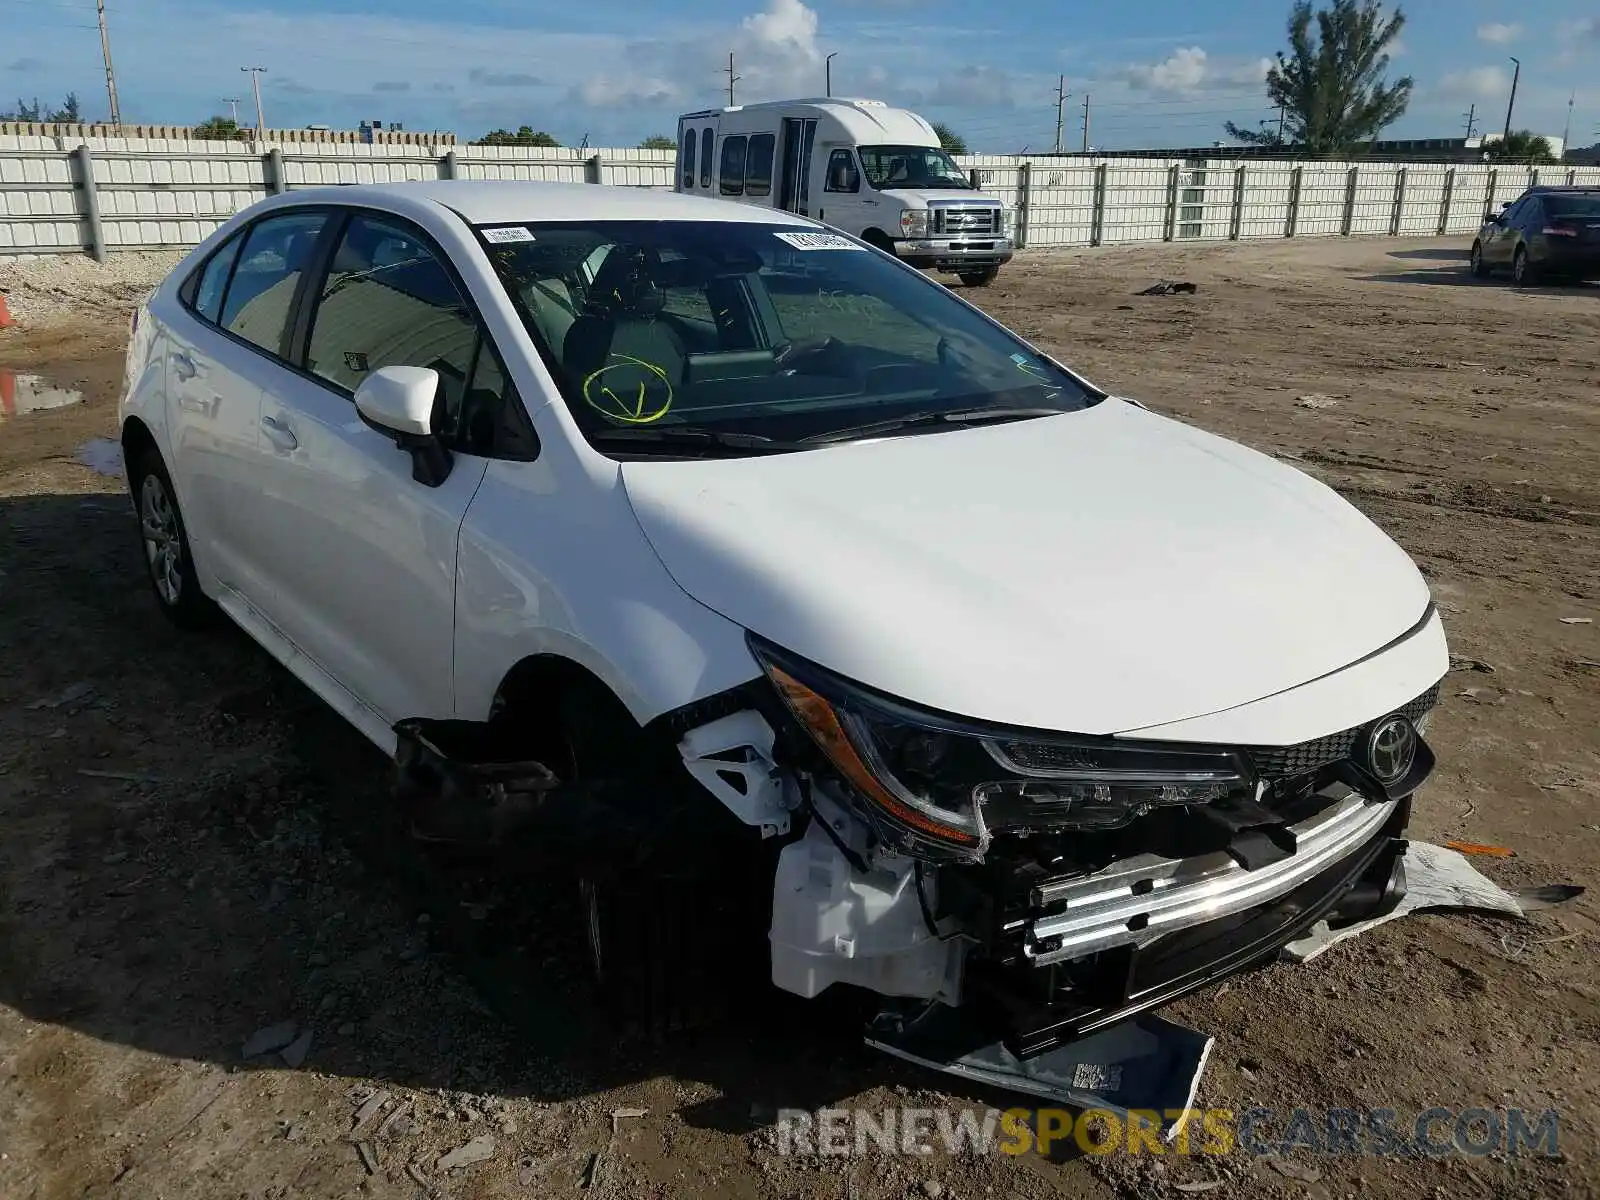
[801, 406, 1065, 445]
[586, 427, 803, 454]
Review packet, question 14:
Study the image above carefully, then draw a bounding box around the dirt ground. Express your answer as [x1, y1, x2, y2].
[1, 234, 1596, 1200]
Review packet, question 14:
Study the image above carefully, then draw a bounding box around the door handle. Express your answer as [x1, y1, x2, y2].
[261, 413, 299, 452]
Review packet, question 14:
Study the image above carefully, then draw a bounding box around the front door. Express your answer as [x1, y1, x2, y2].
[778, 118, 818, 215]
[247, 208, 502, 724]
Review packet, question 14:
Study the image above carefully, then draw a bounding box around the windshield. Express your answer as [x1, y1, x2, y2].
[858, 145, 972, 190]
[477, 221, 1098, 454]
[1544, 194, 1600, 219]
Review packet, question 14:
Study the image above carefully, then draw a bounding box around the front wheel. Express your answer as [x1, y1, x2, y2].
[1468, 241, 1489, 278]
[959, 267, 1000, 287]
[128, 447, 215, 629]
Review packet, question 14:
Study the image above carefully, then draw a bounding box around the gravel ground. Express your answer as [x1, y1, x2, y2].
[0, 250, 183, 326]
[0, 235, 1596, 1200]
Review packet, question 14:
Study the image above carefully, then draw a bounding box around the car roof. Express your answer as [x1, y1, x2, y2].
[279, 180, 818, 228]
[1525, 185, 1600, 195]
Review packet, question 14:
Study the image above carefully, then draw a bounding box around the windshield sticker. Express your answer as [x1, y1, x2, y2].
[482, 226, 536, 244]
[773, 231, 864, 252]
[582, 354, 673, 424]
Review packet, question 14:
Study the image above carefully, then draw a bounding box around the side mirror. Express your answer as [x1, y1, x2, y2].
[354, 365, 453, 486]
[355, 365, 437, 436]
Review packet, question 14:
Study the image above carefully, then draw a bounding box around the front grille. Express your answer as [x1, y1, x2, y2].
[933, 206, 1000, 236]
[1247, 685, 1440, 779]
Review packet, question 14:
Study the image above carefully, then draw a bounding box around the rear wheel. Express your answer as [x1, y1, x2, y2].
[128, 446, 215, 630]
[1512, 245, 1534, 287]
[1468, 240, 1489, 278]
[959, 267, 1000, 287]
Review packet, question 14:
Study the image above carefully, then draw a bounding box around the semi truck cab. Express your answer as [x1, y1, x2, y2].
[675, 97, 1014, 287]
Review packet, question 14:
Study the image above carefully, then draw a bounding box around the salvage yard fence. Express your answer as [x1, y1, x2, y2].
[3, 133, 1600, 260]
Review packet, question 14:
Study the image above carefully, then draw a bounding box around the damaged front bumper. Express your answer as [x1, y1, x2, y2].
[771, 777, 1412, 1059]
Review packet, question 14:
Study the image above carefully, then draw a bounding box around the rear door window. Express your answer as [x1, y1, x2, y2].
[188, 232, 244, 323]
[699, 128, 714, 188]
[745, 134, 775, 198]
[681, 129, 696, 190]
[220, 210, 332, 356]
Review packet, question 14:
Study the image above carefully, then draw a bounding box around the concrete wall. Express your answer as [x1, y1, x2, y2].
[4, 133, 1600, 259]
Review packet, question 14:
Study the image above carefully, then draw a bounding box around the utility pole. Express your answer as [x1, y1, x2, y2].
[725, 52, 741, 107]
[1501, 56, 1520, 143]
[1561, 91, 1574, 157]
[1081, 93, 1091, 153]
[222, 97, 242, 126]
[826, 52, 837, 97]
[1462, 103, 1477, 140]
[96, 0, 121, 128]
[1053, 75, 1069, 154]
[242, 66, 268, 137]
[1276, 103, 1286, 143]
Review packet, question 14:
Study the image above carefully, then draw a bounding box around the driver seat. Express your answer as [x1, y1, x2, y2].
[562, 247, 687, 401]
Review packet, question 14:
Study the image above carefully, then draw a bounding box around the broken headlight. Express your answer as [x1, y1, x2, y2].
[751, 637, 1251, 863]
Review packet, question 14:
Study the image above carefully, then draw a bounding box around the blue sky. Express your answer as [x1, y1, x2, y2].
[3, 0, 1597, 150]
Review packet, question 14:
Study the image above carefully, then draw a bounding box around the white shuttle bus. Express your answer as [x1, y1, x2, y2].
[674, 97, 1014, 286]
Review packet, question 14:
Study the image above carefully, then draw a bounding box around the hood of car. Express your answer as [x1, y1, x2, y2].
[878, 187, 1002, 210]
[620, 399, 1433, 737]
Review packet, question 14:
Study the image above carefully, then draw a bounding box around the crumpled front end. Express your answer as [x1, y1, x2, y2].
[717, 633, 1442, 1059]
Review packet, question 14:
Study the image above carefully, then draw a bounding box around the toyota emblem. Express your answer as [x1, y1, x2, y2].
[1364, 715, 1417, 785]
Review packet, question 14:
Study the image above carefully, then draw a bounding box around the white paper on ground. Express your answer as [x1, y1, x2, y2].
[1281, 841, 1527, 964]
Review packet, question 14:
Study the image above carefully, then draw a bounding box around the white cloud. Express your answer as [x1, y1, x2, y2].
[1558, 16, 1598, 39]
[1123, 46, 1270, 93]
[927, 66, 1017, 108]
[1476, 22, 1521, 45]
[572, 76, 684, 109]
[1438, 65, 1512, 102]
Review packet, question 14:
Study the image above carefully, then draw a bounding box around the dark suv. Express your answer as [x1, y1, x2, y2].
[1471, 186, 1600, 285]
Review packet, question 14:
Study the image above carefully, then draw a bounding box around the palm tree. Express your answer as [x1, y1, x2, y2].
[1484, 130, 1557, 164]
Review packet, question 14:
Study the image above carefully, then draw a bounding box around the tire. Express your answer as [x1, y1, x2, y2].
[1512, 245, 1534, 288]
[127, 445, 216, 629]
[959, 267, 1000, 287]
[1468, 241, 1489, 279]
[862, 230, 896, 256]
[558, 689, 771, 1040]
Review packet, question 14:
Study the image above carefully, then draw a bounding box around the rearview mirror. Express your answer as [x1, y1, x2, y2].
[354, 365, 452, 486]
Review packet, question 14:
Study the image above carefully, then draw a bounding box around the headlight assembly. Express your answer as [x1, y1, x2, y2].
[751, 637, 1251, 863]
[899, 208, 929, 238]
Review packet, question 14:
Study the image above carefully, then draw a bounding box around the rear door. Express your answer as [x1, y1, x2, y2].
[246, 207, 531, 724]
[777, 118, 818, 216]
[159, 207, 333, 609]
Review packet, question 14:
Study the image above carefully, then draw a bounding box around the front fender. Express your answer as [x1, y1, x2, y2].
[451, 457, 761, 727]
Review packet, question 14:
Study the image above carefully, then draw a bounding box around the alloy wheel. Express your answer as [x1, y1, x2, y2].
[139, 473, 183, 606]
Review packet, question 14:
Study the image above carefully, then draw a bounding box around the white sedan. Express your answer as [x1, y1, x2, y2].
[120, 180, 1447, 1064]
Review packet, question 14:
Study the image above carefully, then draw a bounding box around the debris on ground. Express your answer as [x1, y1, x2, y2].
[1136, 280, 1198, 295]
[610, 1107, 648, 1135]
[1294, 392, 1342, 409]
[356, 1142, 378, 1175]
[350, 1090, 392, 1137]
[1444, 840, 1515, 858]
[1283, 842, 1581, 963]
[437, 1134, 496, 1172]
[1266, 1158, 1324, 1183]
[1450, 656, 1496, 674]
[1560, 617, 1593, 625]
[280, 1027, 314, 1068]
[518, 1156, 539, 1186]
[240, 1021, 300, 1059]
[26, 681, 94, 710]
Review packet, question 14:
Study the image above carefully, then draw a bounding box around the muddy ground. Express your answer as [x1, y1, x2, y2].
[0, 235, 1596, 1199]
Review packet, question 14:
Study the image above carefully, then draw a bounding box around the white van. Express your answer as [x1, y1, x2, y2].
[675, 97, 1014, 286]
